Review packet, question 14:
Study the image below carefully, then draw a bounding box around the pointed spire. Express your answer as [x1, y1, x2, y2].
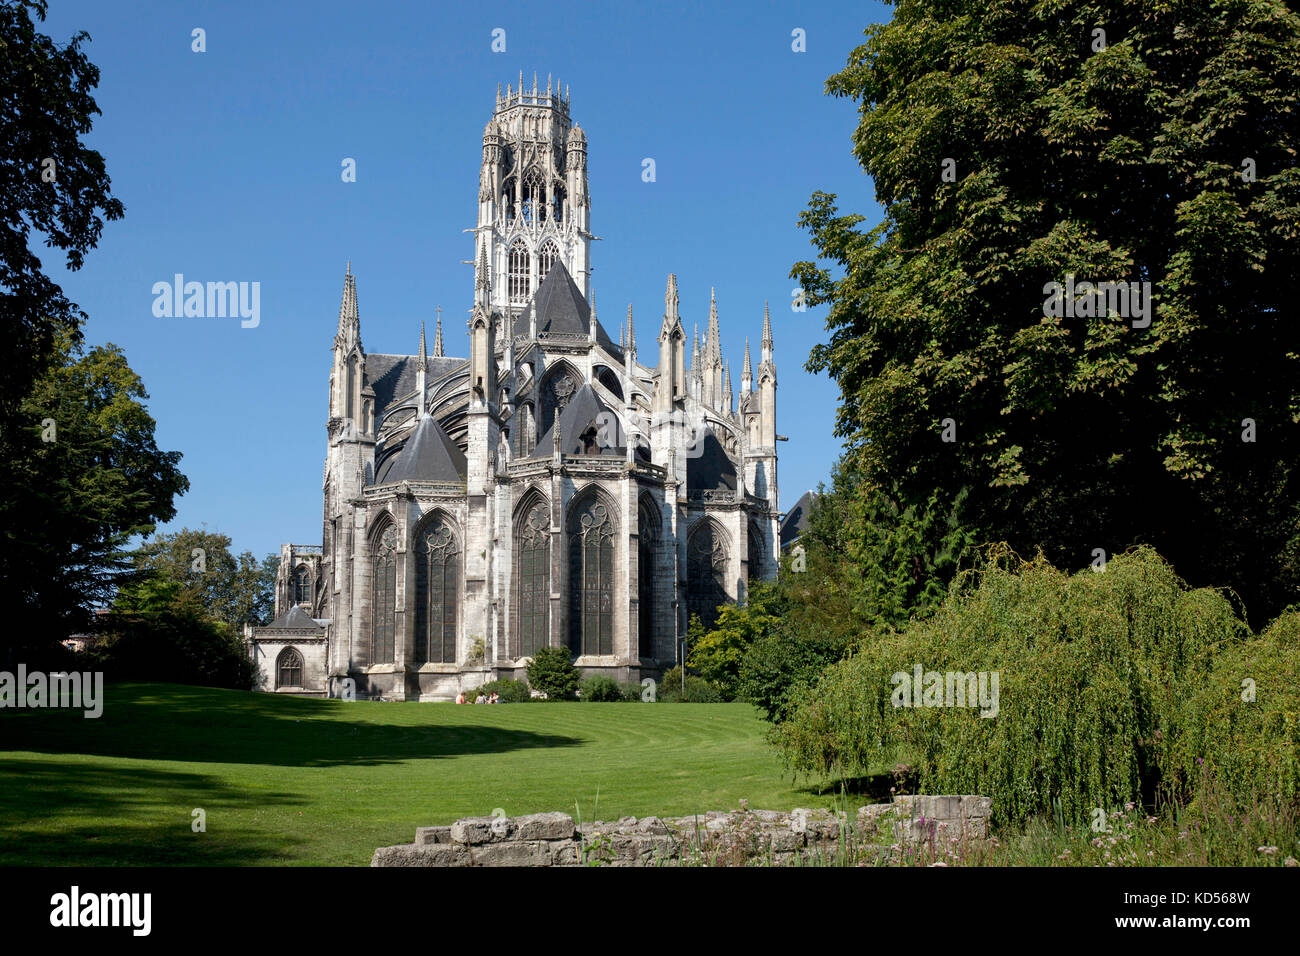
[626, 304, 636, 358]
[476, 243, 490, 296]
[336, 261, 360, 350]
[532, 71, 538, 94]
[434, 306, 444, 358]
[761, 300, 773, 361]
[707, 287, 722, 365]
[547, 73, 552, 96]
[665, 274, 679, 321]
[692, 323, 700, 367]
[742, 337, 753, 388]
[416, 321, 427, 418]
[724, 360, 733, 412]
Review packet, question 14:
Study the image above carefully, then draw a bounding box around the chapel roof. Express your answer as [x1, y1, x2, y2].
[374, 413, 468, 484]
[512, 259, 622, 359]
[531, 382, 626, 458]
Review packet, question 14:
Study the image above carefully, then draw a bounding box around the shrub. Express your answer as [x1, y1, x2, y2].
[579, 674, 624, 702]
[1172, 609, 1300, 809]
[686, 601, 773, 701]
[619, 679, 649, 702]
[658, 666, 724, 703]
[470, 678, 531, 703]
[526, 646, 580, 701]
[773, 546, 1276, 828]
[91, 604, 258, 691]
[738, 629, 847, 723]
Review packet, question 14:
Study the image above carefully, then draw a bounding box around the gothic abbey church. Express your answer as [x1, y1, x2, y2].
[248, 78, 780, 699]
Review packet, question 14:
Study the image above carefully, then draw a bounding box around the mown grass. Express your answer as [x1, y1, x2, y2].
[0, 682, 857, 866]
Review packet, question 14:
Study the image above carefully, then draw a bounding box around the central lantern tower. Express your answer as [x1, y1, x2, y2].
[476, 71, 592, 316]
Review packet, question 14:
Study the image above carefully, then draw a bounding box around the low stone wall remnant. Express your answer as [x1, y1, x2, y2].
[370, 795, 992, 867]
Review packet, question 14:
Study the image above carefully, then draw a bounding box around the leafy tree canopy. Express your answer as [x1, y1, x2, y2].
[117, 528, 278, 630]
[793, 0, 1300, 623]
[6, 335, 187, 655]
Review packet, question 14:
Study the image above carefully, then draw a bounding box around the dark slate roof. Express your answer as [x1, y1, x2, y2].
[268, 606, 322, 629]
[366, 354, 467, 420]
[780, 490, 819, 548]
[374, 413, 468, 484]
[512, 260, 622, 359]
[531, 383, 624, 458]
[687, 428, 738, 492]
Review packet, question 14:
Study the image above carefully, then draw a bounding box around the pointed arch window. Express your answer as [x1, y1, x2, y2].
[515, 501, 550, 657]
[371, 525, 397, 664]
[638, 501, 658, 659]
[512, 403, 536, 459]
[522, 170, 544, 223]
[346, 355, 358, 420]
[539, 240, 560, 280]
[687, 521, 729, 630]
[747, 523, 763, 582]
[502, 176, 517, 220]
[509, 240, 530, 305]
[277, 647, 304, 688]
[569, 496, 616, 657]
[415, 515, 459, 664]
[294, 566, 312, 606]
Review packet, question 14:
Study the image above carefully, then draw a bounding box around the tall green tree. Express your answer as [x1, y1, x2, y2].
[793, 0, 1300, 623]
[1, 0, 131, 654]
[7, 336, 187, 656]
[0, 0, 123, 411]
[119, 528, 278, 630]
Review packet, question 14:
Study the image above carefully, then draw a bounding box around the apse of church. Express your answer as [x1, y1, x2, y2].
[248, 75, 780, 700]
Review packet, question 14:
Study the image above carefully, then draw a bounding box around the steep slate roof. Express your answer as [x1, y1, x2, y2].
[780, 490, 819, 548]
[268, 606, 322, 630]
[531, 382, 624, 458]
[374, 413, 468, 484]
[687, 428, 738, 493]
[366, 354, 467, 420]
[512, 260, 622, 359]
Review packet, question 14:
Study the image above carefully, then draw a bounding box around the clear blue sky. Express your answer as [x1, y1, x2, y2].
[41, 0, 887, 559]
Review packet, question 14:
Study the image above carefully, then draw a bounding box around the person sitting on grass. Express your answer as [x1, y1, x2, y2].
[489, 692, 500, 704]
[475, 692, 487, 704]
[455, 691, 466, 705]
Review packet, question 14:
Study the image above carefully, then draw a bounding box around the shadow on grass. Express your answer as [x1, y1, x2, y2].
[793, 771, 900, 802]
[0, 758, 306, 866]
[0, 682, 581, 768]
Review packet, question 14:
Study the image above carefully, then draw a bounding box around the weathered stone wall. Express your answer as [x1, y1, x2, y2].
[371, 796, 992, 867]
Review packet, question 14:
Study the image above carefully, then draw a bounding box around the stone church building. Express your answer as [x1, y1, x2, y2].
[249, 77, 780, 700]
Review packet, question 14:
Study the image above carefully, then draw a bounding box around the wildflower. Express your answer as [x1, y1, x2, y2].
[1124, 802, 1135, 812]
[928, 861, 948, 867]
[1283, 857, 1297, 868]
[1257, 845, 1279, 856]
[1057, 850, 1071, 860]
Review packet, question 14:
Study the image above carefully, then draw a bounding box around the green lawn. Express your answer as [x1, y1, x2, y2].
[0, 682, 853, 866]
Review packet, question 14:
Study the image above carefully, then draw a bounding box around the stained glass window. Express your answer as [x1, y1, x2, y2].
[372, 525, 397, 664]
[415, 515, 459, 664]
[515, 501, 550, 657]
[569, 498, 615, 656]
